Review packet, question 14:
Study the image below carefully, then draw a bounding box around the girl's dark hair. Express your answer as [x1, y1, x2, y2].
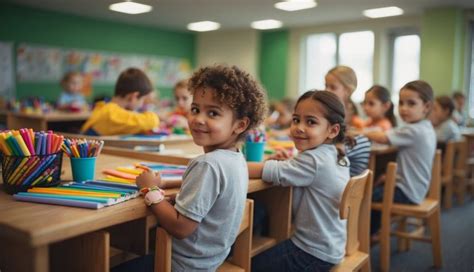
[115, 67, 153, 98]
[296, 90, 347, 165]
[366, 85, 397, 127]
[402, 80, 433, 103]
[435, 95, 455, 116]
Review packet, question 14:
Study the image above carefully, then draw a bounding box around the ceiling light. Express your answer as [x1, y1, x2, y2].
[251, 19, 283, 30]
[275, 0, 317, 12]
[109, 1, 153, 15]
[363, 6, 404, 18]
[187, 21, 220, 32]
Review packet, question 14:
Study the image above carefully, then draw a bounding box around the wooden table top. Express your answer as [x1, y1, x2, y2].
[0, 152, 268, 247]
[7, 111, 91, 122]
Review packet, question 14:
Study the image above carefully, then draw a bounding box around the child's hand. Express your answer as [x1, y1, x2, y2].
[267, 148, 291, 161]
[136, 171, 162, 190]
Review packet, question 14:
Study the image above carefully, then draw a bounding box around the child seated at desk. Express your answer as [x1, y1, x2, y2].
[119, 65, 267, 271]
[57, 72, 87, 111]
[163, 79, 192, 132]
[431, 95, 461, 143]
[362, 85, 396, 131]
[363, 80, 436, 236]
[248, 90, 350, 271]
[80, 67, 159, 136]
[266, 97, 295, 139]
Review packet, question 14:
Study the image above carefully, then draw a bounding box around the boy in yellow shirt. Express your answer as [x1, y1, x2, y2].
[81, 68, 159, 135]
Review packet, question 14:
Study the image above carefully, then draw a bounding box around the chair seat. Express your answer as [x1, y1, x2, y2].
[217, 261, 245, 272]
[372, 198, 438, 218]
[332, 251, 369, 272]
[391, 199, 438, 218]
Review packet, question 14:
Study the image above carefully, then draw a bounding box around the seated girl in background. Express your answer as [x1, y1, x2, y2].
[325, 65, 371, 177]
[266, 97, 296, 139]
[162, 79, 192, 133]
[249, 90, 350, 272]
[57, 72, 87, 111]
[364, 80, 436, 235]
[430, 95, 461, 142]
[362, 85, 397, 131]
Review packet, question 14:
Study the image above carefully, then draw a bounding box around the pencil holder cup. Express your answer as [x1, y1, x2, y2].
[1, 152, 63, 195]
[244, 142, 265, 162]
[70, 157, 96, 182]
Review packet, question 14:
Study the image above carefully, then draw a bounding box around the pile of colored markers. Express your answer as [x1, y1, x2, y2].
[61, 138, 104, 158]
[0, 129, 64, 190]
[245, 129, 266, 143]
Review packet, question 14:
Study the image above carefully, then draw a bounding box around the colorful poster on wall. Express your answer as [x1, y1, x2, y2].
[16, 43, 192, 88]
[0, 41, 15, 100]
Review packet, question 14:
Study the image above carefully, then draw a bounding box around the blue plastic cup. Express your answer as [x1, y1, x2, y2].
[244, 142, 265, 162]
[70, 157, 96, 182]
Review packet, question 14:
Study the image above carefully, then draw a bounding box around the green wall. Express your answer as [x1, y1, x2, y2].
[259, 30, 288, 101]
[420, 7, 465, 95]
[0, 3, 196, 102]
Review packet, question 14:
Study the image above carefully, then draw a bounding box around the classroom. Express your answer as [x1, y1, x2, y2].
[1, 0, 474, 271]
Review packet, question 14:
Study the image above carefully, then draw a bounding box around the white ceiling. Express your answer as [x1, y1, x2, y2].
[4, 0, 474, 31]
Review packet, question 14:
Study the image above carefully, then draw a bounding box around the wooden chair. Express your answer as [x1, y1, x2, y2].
[372, 150, 442, 271]
[332, 169, 373, 272]
[440, 141, 455, 209]
[452, 138, 468, 205]
[154, 199, 254, 272]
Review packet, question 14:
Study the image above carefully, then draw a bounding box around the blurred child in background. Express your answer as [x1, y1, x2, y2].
[57, 72, 87, 111]
[81, 67, 159, 135]
[362, 85, 396, 131]
[452, 91, 466, 126]
[266, 97, 296, 139]
[431, 95, 461, 142]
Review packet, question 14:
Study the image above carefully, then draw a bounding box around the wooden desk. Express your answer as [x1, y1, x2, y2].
[7, 111, 90, 132]
[61, 132, 203, 158]
[461, 127, 474, 157]
[0, 149, 291, 272]
[369, 144, 398, 179]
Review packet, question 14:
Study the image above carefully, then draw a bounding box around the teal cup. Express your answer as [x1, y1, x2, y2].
[244, 142, 265, 162]
[70, 157, 96, 182]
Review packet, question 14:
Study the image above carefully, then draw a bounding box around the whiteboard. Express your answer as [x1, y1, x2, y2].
[0, 41, 15, 100]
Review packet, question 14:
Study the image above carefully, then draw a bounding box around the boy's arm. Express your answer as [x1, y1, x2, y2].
[136, 171, 197, 239]
[149, 200, 198, 240]
[364, 131, 389, 144]
[248, 162, 264, 179]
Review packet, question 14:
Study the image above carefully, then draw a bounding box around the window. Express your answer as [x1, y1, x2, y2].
[301, 33, 336, 93]
[391, 34, 420, 104]
[339, 31, 374, 103]
[301, 30, 374, 103]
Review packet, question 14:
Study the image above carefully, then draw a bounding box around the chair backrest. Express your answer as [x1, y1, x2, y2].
[427, 150, 442, 200]
[155, 199, 254, 272]
[339, 169, 373, 255]
[381, 162, 397, 212]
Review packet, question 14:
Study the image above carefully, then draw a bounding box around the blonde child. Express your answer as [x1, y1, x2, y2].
[325, 65, 371, 177]
[364, 80, 436, 234]
[431, 95, 461, 142]
[132, 65, 267, 271]
[57, 72, 87, 110]
[362, 85, 396, 131]
[249, 90, 350, 271]
[80, 67, 159, 135]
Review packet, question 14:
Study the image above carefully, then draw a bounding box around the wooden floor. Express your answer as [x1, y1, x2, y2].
[370, 198, 474, 271]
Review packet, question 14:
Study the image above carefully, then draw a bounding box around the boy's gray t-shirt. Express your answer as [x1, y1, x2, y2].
[262, 144, 350, 264]
[435, 119, 461, 142]
[172, 149, 248, 272]
[387, 119, 436, 204]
